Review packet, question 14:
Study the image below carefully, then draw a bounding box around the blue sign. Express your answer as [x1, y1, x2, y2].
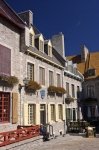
[40, 90, 46, 99]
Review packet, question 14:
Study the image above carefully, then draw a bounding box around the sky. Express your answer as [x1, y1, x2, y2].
[6, 0, 99, 56]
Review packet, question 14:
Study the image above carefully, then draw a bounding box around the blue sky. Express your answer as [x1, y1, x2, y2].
[6, 0, 99, 56]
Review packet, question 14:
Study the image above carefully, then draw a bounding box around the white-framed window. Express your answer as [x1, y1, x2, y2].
[86, 85, 94, 97]
[48, 46, 52, 57]
[58, 104, 63, 120]
[77, 86, 80, 98]
[57, 74, 61, 87]
[39, 67, 45, 85]
[66, 82, 69, 95]
[49, 70, 54, 86]
[27, 62, 34, 80]
[50, 104, 55, 121]
[29, 33, 33, 46]
[28, 104, 36, 124]
[71, 84, 75, 98]
[39, 40, 44, 52]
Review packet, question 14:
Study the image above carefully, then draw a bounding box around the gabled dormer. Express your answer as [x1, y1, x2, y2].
[35, 34, 44, 53]
[44, 40, 52, 57]
[29, 27, 35, 47]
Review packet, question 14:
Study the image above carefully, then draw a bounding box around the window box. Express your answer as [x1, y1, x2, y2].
[0, 75, 19, 87]
[48, 86, 66, 95]
[25, 80, 41, 93]
[65, 95, 74, 104]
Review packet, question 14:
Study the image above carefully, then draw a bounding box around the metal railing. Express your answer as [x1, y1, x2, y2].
[0, 125, 40, 147]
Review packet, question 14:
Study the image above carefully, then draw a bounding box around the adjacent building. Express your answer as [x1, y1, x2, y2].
[67, 45, 99, 122]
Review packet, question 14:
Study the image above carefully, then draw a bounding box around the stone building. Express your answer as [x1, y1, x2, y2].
[67, 45, 99, 122]
[0, 0, 83, 135]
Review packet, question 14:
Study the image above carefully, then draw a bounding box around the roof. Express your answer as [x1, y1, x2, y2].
[27, 46, 65, 68]
[67, 51, 99, 80]
[0, 0, 25, 29]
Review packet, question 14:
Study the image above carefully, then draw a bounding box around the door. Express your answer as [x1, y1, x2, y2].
[40, 104, 46, 125]
[0, 92, 10, 123]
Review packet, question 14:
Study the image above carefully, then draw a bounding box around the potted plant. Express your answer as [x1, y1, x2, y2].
[65, 95, 74, 104]
[25, 80, 41, 93]
[0, 75, 19, 87]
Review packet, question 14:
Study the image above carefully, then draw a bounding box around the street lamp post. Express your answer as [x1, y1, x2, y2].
[19, 78, 29, 125]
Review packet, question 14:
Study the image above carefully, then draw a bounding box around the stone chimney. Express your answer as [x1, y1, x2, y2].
[81, 45, 89, 62]
[51, 32, 65, 58]
[18, 10, 33, 27]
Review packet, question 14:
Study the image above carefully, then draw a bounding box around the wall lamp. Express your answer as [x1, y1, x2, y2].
[19, 78, 29, 91]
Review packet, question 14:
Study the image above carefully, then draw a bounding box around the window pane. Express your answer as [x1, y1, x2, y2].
[57, 74, 61, 87]
[27, 63, 34, 80]
[28, 104, 36, 124]
[66, 82, 69, 95]
[49, 71, 54, 86]
[39, 67, 45, 85]
[29, 33, 33, 46]
[51, 104, 55, 121]
[39, 40, 44, 52]
[58, 104, 63, 120]
[71, 84, 75, 97]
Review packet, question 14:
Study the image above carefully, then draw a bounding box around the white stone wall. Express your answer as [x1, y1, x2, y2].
[0, 18, 21, 131]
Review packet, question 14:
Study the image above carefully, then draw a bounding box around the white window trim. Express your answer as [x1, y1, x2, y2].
[38, 65, 46, 86]
[26, 60, 35, 80]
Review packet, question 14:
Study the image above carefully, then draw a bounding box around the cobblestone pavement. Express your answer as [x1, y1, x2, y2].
[1, 134, 99, 150]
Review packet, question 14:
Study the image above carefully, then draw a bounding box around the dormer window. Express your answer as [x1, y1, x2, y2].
[39, 40, 44, 52]
[35, 34, 44, 53]
[29, 33, 33, 46]
[44, 40, 52, 57]
[48, 45, 52, 57]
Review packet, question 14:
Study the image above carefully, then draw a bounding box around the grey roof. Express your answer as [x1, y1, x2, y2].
[28, 46, 65, 67]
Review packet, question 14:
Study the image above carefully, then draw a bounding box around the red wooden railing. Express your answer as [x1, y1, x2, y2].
[0, 125, 40, 147]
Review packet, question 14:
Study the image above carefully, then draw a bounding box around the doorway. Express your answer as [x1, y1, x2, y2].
[40, 104, 46, 125]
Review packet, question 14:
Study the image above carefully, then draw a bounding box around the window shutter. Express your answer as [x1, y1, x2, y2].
[55, 104, 59, 121]
[12, 93, 18, 124]
[48, 104, 51, 123]
[24, 103, 28, 125]
[62, 104, 66, 120]
[36, 104, 40, 125]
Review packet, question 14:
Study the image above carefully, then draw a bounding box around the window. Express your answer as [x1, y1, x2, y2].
[0, 44, 11, 76]
[57, 74, 61, 87]
[39, 67, 45, 85]
[27, 63, 34, 80]
[87, 69, 95, 77]
[48, 46, 52, 57]
[28, 104, 36, 124]
[51, 104, 55, 121]
[66, 82, 69, 95]
[66, 108, 72, 121]
[77, 86, 80, 98]
[73, 108, 76, 121]
[39, 40, 44, 52]
[58, 104, 63, 120]
[49, 71, 54, 86]
[29, 33, 33, 46]
[86, 85, 94, 97]
[0, 92, 10, 123]
[71, 84, 75, 98]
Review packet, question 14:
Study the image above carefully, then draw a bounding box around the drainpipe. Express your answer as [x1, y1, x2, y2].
[62, 68, 66, 135]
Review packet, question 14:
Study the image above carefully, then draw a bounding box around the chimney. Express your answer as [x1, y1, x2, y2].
[18, 10, 33, 27]
[51, 32, 65, 58]
[81, 45, 89, 62]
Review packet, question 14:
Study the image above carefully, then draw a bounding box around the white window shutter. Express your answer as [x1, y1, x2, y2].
[62, 104, 66, 120]
[24, 103, 28, 125]
[36, 104, 40, 125]
[55, 104, 59, 121]
[48, 104, 51, 123]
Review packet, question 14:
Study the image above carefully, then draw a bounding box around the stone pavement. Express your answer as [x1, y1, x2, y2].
[1, 134, 99, 150]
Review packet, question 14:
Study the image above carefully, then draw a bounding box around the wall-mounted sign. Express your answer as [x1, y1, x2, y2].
[40, 90, 46, 99]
